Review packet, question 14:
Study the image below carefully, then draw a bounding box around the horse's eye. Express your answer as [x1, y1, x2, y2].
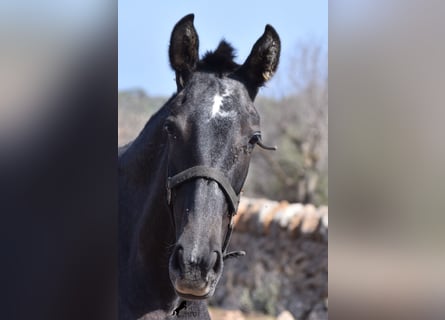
[248, 132, 261, 146]
[163, 120, 175, 135]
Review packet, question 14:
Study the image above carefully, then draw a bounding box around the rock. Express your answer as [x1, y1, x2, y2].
[257, 206, 276, 235]
[276, 310, 296, 320]
[235, 202, 258, 232]
[301, 204, 320, 235]
[287, 211, 304, 238]
[234, 199, 273, 232]
[236, 198, 249, 216]
[270, 201, 289, 226]
[279, 203, 303, 227]
[255, 200, 280, 235]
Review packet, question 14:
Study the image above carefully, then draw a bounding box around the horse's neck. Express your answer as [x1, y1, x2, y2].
[119, 109, 169, 237]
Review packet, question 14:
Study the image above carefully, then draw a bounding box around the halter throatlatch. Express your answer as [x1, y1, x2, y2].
[166, 165, 245, 259]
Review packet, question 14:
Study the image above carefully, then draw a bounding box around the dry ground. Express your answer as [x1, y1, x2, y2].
[209, 307, 275, 320]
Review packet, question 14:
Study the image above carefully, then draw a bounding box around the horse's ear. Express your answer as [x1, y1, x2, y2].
[238, 25, 280, 99]
[169, 14, 199, 91]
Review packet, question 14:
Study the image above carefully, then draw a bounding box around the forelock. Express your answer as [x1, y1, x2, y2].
[197, 40, 239, 74]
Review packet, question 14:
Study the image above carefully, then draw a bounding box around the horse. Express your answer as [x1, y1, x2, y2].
[119, 14, 280, 320]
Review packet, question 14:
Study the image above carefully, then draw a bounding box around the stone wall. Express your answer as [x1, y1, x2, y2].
[210, 198, 328, 320]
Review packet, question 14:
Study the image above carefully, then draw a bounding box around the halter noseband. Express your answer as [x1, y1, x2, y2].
[166, 165, 245, 259]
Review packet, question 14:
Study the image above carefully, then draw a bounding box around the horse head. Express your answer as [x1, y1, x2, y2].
[164, 14, 280, 300]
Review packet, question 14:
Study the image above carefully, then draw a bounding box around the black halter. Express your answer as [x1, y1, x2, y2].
[166, 165, 245, 259]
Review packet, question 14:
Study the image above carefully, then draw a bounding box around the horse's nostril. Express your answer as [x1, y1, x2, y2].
[211, 251, 222, 274]
[172, 246, 185, 273]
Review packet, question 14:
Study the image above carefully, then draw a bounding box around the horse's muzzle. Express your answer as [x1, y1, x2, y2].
[169, 245, 222, 299]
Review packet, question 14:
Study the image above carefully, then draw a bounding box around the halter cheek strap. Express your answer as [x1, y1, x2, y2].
[166, 165, 245, 259]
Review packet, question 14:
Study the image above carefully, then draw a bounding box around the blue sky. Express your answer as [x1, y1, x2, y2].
[119, 0, 327, 96]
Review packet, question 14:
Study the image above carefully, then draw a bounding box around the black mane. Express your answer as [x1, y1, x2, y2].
[197, 40, 239, 74]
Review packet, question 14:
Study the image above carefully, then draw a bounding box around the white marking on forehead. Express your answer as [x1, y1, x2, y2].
[210, 89, 235, 118]
[211, 94, 224, 117]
